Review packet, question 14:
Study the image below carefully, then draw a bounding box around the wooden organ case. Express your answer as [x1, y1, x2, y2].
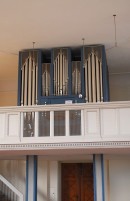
[18, 45, 109, 106]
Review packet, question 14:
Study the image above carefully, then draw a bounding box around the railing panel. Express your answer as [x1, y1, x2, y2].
[7, 113, 20, 137]
[85, 109, 99, 136]
[101, 109, 118, 137]
[119, 108, 130, 135]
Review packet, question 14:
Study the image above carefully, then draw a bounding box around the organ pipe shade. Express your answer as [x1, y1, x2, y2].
[84, 46, 103, 102]
[53, 48, 68, 96]
[20, 51, 38, 106]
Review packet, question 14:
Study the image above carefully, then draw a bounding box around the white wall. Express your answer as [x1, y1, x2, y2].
[109, 73, 130, 101]
[105, 157, 130, 201]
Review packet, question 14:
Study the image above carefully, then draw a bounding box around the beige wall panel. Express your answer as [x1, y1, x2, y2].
[0, 92, 17, 106]
[109, 73, 130, 101]
[109, 159, 130, 201]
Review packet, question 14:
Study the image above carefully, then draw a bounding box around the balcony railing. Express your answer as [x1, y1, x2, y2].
[0, 101, 130, 145]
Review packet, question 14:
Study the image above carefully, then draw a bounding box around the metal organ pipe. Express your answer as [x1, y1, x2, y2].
[32, 60, 36, 105]
[24, 60, 28, 105]
[91, 52, 96, 102]
[57, 55, 60, 95]
[45, 65, 48, 96]
[35, 65, 38, 105]
[84, 60, 88, 102]
[96, 57, 100, 102]
[100, 62, 103, 101]
[53, 60, 55, 95]
[62, 53, 65, 95]
[65, 57, 68, 95]
[28, 55, 32, 105]
[75, 62, 78, 94]
[87, 56, 92, 102]
[21, 65, 24, 106]
[60, 50, 63, 95]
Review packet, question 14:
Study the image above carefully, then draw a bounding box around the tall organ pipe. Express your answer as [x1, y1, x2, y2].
[28, 55, 32, 105]
[85, 61, 88, 102]
[96, 57, 100, 102]
[91, 52, 96, 102]
[87, 56, 92, 102]
[21, 65, 24, 105]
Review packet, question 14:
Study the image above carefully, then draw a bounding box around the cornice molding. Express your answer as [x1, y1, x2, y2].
[0, 141, 130, 151]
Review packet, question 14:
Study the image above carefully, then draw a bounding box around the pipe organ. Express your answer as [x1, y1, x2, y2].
[18, 45, 109, 106]
[18, 45, 109, 137]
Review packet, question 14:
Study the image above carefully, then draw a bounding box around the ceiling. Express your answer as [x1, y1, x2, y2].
[0, 0, 130, 84]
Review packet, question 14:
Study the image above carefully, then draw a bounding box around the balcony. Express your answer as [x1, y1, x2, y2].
[0, 101, 130, 153]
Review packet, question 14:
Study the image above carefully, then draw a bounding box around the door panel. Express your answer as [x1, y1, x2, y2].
[61, 163, 94, 201]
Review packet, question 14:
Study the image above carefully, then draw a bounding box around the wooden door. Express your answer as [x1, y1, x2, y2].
[61, 163, 94, 201]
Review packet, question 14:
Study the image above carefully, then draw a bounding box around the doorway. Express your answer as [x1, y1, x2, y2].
[61, 163, 94, 201]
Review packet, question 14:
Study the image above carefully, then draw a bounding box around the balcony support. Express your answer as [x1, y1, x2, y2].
[26, 155, 37, 201]
[93, 154, 105, 201]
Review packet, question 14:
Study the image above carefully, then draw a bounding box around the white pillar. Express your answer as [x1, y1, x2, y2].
[93, 154, 105, 201]
[26, 155, 37, 201]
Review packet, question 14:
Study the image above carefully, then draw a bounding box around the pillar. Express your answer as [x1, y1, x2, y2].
[93, 154, 105, 201]
[26, 155, 37, 201]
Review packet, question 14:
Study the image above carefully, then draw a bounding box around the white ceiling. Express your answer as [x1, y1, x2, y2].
[0, 0, 130, 80]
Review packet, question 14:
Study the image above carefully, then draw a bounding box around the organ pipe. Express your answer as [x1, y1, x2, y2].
[100, 61, 103, 101]
[96, 56, 100, 102]
[91, 52, 96, 102]
[32, 60, 36, 105]
[88, 56, 92, 102]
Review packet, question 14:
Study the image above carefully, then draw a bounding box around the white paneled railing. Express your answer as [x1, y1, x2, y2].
[0, 102, 130, 144]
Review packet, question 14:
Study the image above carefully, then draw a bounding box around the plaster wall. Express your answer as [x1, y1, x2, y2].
[105, 158, 130, 201]
[109, 73, 130, 101]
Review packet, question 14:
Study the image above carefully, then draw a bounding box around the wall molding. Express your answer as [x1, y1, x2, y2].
[0, 141, 130, 151]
